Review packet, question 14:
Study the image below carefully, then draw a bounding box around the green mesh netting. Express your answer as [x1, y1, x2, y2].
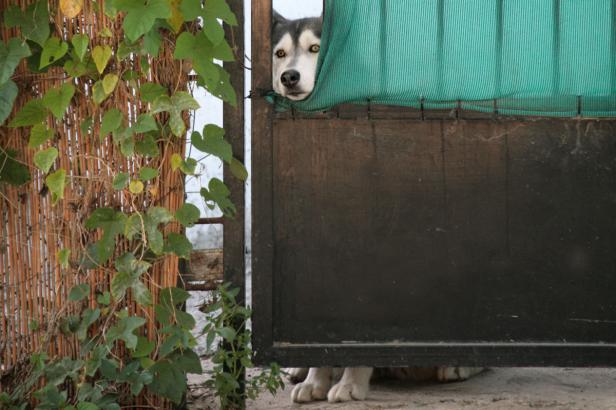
[275, 0, 616, 117]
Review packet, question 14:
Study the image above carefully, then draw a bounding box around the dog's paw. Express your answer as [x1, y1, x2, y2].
[291, 381, 329, 402]
[327, 380, 369, 402]
[284, 367, 308, 384]
[436, 366, 484, 382]
[327, 367, 372, 403]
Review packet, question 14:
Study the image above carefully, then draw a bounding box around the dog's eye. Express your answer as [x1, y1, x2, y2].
[310, 44, 320, 53]
[275, 49, 286, 58]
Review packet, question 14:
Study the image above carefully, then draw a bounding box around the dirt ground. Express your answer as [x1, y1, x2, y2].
[187, 367, 616, 409]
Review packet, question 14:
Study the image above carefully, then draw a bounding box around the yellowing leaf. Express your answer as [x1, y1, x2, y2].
[167, 0, 184, 33]
[92, 45, 112, 74]
[129, 180, 144, 194]
[170, 153, 182, 171]
[102, 73, 119, 94]
[60, 0, 84, 18]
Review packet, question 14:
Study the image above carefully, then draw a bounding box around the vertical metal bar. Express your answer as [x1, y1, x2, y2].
[223, 0, 246, 407]
[251, 0, 275, 365]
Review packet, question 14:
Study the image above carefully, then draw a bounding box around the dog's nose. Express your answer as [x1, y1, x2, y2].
[281, 70, 300, 88]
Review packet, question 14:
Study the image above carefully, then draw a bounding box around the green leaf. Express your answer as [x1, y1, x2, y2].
[170, 349, 202, 373]
[179, 157, 197, 175]
[132, 336, 155, 358]
[0, 38, 32, 85]
[91, 45, 112, 74]
[64, 59, 88, 78]
[102, 73, 119, 94]
[175, 203, 200, 227]
[8, 99, 47, 127]
[201, 177, 236, 217]
[69, 283, 90, 301]
[132, 281, 152, 306]
[107, 316, 146, 350]
[28, 123, 54, 148]
[97, 291, 111, 306]
[57, 248, 70, 268]
[92, 81, 108, 104]
[80, 117, 93, 135]
[0, 80, 18, 125]
[180, 0, 237, 25]
[191, 124, 232, 162]
[71, 33, 89, 61]
[85, 208, 128, 263]
[46, 168, 66, 205]
[113, 255, 149, 297]
[148, 359, 186, 404]
[143, 22, 162, 56]
[147, 206, 174, 225]
[230, 157, 248, 181]
[0, 149, 30, 186]
[132, 114, 157, 133]
[3, 0, 50, 46]
[160, 287, 190, 307]
[77, 308, 100, 341]
[135, 135, 159, 157]
[40, 37, 68, 68]
[217, 326, 236, 342]
[151, 92, 199, 137]
[129, 180, 144, 194]
[116, 0, 172, 42]
[33, 147, 58, 173]
[139, 167, 158, 181]
[112, 172, 129, 190]
[42, 83, 75, 119]
[101, 108, 123, 138]
[139, 83, 167, 103]
[164, 233, 192, 259]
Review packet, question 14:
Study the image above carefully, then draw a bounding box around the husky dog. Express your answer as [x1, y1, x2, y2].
[273, 10, 484, 404]
[272, 11, 322, 101]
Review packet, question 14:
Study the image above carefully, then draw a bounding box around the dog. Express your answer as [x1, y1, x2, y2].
[272, 10, 484, 403]
[272, 10, 322, 101]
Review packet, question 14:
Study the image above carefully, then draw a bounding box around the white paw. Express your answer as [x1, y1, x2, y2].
[284, 367, 308, 383]
[436, 366, 484, 382]
[291, 381, 329, 402]
[327, 380, 369, 402]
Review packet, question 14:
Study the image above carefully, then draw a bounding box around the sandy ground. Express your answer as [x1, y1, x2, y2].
[187, 366, 616, 409]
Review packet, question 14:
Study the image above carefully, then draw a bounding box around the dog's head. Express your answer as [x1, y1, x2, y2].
[272, 11, 322, 101]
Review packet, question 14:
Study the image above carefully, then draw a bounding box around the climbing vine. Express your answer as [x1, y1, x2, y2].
[0, 1, 279, 409]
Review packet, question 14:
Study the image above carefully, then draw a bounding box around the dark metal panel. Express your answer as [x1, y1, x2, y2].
[251, 0, 275, 362]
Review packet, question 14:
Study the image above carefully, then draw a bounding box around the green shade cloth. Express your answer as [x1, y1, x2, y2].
[276, 0, 616, 117]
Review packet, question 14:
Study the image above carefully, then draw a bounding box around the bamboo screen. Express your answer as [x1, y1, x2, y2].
[0, 1, 187, 406]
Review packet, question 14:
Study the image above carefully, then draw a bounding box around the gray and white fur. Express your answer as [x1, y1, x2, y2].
[272, 11, 322, 101]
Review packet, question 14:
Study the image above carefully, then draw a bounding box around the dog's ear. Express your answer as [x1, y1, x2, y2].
[273, 10, 287, 26]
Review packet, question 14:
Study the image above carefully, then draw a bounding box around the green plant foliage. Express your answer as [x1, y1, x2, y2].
[3, 0, 50, 46]
[115, 0, 172, 42]
[28, 123, 54, 148]
[203, 285, 285, 408]
[0, 80, 18, 125]
[175, 202, 200, 227]
[8, 99, 47, 127]
[0, 149, 30, 186]
[0, 1, 267, 408]
[151, 91, 200, 137]
[42, 83, 75, 119]
[39, 37, 69, 68]
[46, 168, 66, 205]
[33, 147, 58, 173]
[0, 38, 32, 85]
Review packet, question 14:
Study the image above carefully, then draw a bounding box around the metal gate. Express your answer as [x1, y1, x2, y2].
[251, 1, 616, 367]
